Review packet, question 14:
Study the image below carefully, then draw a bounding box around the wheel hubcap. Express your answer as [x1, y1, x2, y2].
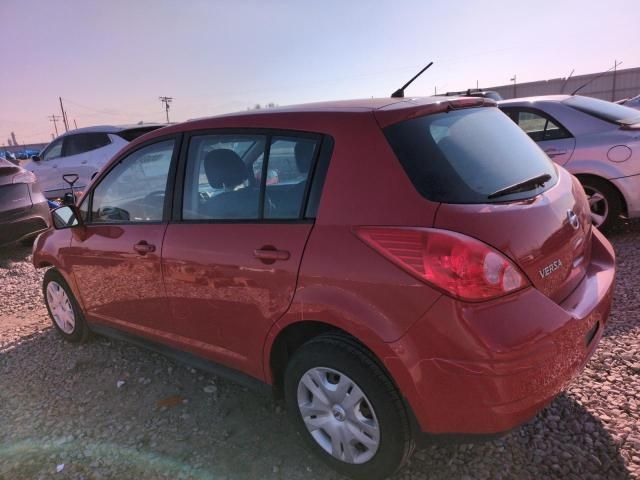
[583, 186, 608, 228]
[46, 281, 75, 334]
[297, 367, 380, 464]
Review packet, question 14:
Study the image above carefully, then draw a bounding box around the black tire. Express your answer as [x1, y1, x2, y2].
[43, 269, 90, 342]
[284, 332, 414, 480]
[579, 177, 621, 233]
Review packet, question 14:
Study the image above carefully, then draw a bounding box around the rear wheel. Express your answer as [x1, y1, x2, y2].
[579, 177, 621, 232]
[284, 333, 413, 480]
[43, 269, 90, 342]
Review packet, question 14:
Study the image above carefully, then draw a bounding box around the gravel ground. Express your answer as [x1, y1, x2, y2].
[1, 222, 639, 480]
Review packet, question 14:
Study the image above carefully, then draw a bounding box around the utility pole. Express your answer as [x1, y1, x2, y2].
[74, 119, 78, 130]
[59, 97, 69, 132]
[159, 96, 173, 123]
[510, 75, 517, 98]
[48, 114, 62, 137]
[611, 59, 622, 101]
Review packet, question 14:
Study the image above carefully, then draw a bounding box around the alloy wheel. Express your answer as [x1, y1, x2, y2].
[296, 367, 380, 464]
[583, 185, 609, 228]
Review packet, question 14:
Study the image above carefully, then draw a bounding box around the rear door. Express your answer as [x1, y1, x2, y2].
[502, 108, 576, 165]
[60, 133, 117, 190]
[68, 137, 179, 335]
[162, 131, 324, 379]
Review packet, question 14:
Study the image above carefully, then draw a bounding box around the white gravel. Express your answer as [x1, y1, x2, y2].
[0, 221, 638, 479]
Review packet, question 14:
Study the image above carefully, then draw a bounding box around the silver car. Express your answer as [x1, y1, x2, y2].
[499, 95, 640, 230]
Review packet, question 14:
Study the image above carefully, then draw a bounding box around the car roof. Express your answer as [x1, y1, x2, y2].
[137, 96, 495, 143]
[56, 123, 167, 137]
[498, 95, 571, 106]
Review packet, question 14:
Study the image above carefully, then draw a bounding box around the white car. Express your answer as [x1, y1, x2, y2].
[24, 124, 164, 198]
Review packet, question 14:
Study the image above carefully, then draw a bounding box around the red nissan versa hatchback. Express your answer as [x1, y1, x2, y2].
[34, 96, 615, 479]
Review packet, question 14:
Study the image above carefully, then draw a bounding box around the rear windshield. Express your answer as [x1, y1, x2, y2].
[116, 126, 163, 142]
[384, 106, 557, 203]
[563, 96, 640, 125]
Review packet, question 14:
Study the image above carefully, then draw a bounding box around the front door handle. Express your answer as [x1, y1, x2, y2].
[134, 241, 156, 255]
[254, 247, 290, 262]
[544, 148, 567, 158]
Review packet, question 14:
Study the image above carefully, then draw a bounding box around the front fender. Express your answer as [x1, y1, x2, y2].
[32, 228, 83, 309]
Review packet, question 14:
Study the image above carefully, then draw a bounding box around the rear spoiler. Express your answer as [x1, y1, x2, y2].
[374, 97, 496, 128]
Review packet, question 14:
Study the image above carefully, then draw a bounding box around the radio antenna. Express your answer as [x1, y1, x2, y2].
[391, 62, 434, 98]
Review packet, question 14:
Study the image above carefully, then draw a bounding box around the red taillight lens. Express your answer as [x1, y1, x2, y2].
[356, 227, 529, 301]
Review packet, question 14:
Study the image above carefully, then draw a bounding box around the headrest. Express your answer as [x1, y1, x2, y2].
[294, 141, 316, 175]
[203, 149, 248, 189]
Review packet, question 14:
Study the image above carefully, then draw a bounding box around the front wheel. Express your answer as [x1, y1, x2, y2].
[580, 177, 621, 232]
[284, 333, 413, 480]
[43, 269, 90, 342]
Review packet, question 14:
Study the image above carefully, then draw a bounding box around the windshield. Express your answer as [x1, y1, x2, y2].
[384, 107, 557, 204]
[563, 96, 640, 125]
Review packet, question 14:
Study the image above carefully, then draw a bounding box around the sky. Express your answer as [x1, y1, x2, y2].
[1, 0, 638, 145]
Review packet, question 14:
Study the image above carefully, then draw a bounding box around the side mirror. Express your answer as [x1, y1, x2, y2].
[31, 155, 41, 162]
[52, 205, 83, 229]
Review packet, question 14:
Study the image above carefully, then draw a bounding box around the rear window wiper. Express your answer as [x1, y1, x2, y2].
[487, 173, 552, 200]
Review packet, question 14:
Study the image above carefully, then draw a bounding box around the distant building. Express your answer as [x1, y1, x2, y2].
[10, 132, 17, 146]
[487, 66, 640, 101]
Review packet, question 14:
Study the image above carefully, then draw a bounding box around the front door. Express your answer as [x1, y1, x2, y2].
[162, 132, 322, 379]
[68, 138, 178, 337]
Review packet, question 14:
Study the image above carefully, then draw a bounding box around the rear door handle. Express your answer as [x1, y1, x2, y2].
[254, 248, 290, 261]
[544, 148, 567, 158]
[134, 241, 156, 255]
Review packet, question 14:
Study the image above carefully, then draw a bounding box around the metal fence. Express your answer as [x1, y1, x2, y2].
[488, 66, 640, 101]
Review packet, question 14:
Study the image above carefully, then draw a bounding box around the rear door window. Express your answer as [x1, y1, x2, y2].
[505, 110, 571, 142]
[63, 133, 111, 156]
[384, 106, 558, 204]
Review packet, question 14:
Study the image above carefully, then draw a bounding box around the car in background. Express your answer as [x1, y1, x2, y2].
[1, 151, 18, 165]
[0, 157, 50, 246]
[499, 95, 640, 231]
[616, 94, 640, 110]
[443, 89, 503, 101]
[34, 96, 614, 479]
[23, 124, 165, 199]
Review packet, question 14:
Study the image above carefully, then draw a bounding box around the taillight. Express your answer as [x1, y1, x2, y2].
[355, 227, 529, 301]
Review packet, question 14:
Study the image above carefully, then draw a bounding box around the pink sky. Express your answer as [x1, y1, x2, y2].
[1, 0, 638, 145]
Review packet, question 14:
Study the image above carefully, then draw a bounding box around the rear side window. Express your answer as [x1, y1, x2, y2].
[63, 133, 111, 156]
[510, 111, 571, 141]
[384, 107, 557, 203]
[117, 126, 163, 142]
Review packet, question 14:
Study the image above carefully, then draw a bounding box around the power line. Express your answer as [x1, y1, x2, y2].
[159, 96, 173, 123]
[48, 114, 62, 137]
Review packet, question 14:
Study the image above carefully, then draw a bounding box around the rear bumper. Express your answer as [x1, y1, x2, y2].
[391, 227, 615, 434]
[611, 173, 640, 218]
[0, 199, 51, 246]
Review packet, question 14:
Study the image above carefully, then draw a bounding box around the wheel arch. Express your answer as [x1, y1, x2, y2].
[574, 173, 628, 217]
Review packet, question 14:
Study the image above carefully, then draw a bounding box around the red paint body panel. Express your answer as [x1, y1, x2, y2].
[68, 225, 170, 332]
[435, 169, 593, 303]
[33, 97, 617, 439]
[161, 223, 313, 380]
[387, 227, 614, 433]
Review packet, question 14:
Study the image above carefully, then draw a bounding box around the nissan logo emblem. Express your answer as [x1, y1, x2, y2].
[567, 210, 580, 230]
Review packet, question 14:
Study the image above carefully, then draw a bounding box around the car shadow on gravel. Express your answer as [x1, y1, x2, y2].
[407, 393, 632, 480]
[0, 327, 632, 479]
[0, 244, 32, 267]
